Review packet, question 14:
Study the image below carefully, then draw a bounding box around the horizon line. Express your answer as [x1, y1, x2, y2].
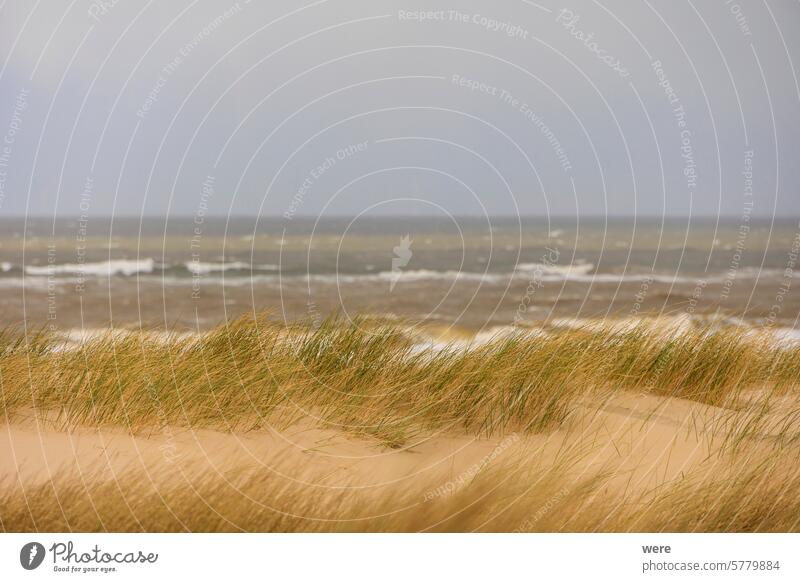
[5, 214, 800, 221]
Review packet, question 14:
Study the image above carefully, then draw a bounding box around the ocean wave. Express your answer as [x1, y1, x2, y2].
[408, 318, 800, 354]
[7, 257, 790, 287]
[24, 259, 155, 277]
[19, 259, 281, 278]
[773, 327, 800, 346]
[372, 269, 495, 283]
[515, 262, 595, 276]
[185, 261, 253, 275]
[184, 261, 280, 275]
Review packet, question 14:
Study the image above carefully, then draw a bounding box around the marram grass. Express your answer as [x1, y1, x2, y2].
[1, 314, 798, 444]
[2, 314, 800, 533]
[2, 446, 799, 532]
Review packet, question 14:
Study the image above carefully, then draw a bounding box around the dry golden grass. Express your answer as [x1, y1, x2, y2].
[2, 446, 799, 532]
[1, 314, 797, 443]
[1, 314, 799, 532]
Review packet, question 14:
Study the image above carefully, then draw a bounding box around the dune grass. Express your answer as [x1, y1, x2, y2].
[2, 445, 799, 533]
[1, 314, 798, 446]
[2, 314, 800, 532]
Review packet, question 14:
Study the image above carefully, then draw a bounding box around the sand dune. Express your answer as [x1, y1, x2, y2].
[1, 389, 780, 508]
[2, 319, 798, 532]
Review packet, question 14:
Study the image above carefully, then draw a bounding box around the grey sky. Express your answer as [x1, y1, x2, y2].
[1, 0, 798, 218]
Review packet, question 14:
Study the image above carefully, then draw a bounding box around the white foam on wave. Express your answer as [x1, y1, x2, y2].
[374, 269, 496, 283]
[50, 328, 200, 352]
[548, 314, 695, 336]
[148, 267, 768, 288]
[515, 261, 595, 276]
[259, 270, 507, 286]
[773, 327, 800, 347]
[185, 261, 250, 275]
[13, 254, 789, 289]
[184, 261, 280, 275]
[48, 319, 800, 356]
[408, 325, 549, 358]
[25, 259, 155, 277]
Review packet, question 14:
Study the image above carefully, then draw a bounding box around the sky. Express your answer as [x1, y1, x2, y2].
[0, 0, 799, 219]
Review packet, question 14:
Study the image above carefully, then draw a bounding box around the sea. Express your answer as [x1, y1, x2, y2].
[2, 216, 798, 341]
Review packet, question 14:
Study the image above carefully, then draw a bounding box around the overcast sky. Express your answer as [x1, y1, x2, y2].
[1, 0, 798, 219]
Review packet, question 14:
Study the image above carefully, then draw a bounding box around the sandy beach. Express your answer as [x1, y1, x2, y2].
[2, 322, 797, 532]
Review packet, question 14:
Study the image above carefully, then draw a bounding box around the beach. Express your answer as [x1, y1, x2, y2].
[1, 316, 798, 532]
